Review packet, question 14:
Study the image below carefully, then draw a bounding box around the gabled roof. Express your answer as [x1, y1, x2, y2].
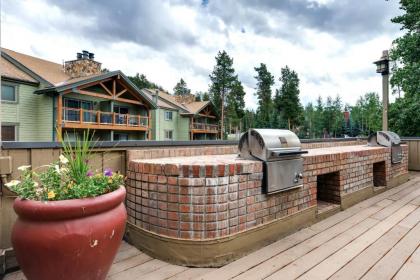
[141, 89, 180, 110]
[0, 56, 38, 84]
[142, 89, 189, 112]
[1, 48, 69, 86]
[35, 71, 157, 109]
[1, 48, 156, 108]
[182, 101, 211, 115]
[142, 88, 214, 116]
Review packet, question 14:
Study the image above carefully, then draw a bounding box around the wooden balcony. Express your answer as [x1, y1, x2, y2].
[62, 107, 149, 131]
[190, 122, 219, 133]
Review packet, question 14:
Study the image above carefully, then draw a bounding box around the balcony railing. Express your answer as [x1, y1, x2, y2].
[63, 107, 149, 128]
[190, 122, 219, 132]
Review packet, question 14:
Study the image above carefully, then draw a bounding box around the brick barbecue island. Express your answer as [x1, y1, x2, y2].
[125, 144, 409, 267]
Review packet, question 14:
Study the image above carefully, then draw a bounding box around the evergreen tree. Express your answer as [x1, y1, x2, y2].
[243, 109, 256, 131]
[195, 91, 210, 102]
[128, 73, 162, 90]
[302, 103, 315, 138]
[313, 96, 324, 138]
[209, 50, 241, 138]
[389, 0, 420, 136]
[173, 78, 191, 96]
[332, 95, 344, 137]
[274, 66, 303, 131]
[351, 92, 383, 136]
[254, 63, 275, 128]
[226, 80, 246, 132]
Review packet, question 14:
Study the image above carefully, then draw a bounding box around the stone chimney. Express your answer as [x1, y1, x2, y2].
[174, 94, 196, 104]
[64, 50, 102, 78]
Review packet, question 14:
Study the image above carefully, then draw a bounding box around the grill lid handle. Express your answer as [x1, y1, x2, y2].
[271, 150, 308, 157]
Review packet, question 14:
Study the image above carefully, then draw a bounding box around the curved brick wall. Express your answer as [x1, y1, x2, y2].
[126, 154, 314, 239]
[126, 145, 408, 241]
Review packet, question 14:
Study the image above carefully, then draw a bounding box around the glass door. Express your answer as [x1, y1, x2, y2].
[114, 106, 129, 124]
[81, 100, 94, 122]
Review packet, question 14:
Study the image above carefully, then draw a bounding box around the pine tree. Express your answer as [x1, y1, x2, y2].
[173, 78, 191, 96]
[209, 51, 240, 139]
[314, 96, 324, 138]
[254, 63, 275, 128]
[128, 73, 162, 90]
[226, 80, 246, 132]
[303, 103, 315, 138]
[274, 66, 303, 131]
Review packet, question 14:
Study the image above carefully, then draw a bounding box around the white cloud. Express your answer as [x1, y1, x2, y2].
[1, 0, 402, 111]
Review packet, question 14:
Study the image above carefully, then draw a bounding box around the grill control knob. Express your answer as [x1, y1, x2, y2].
[294, 173, 303, 183]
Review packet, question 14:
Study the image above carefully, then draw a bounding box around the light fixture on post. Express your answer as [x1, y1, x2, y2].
[373, 50, 390, 131]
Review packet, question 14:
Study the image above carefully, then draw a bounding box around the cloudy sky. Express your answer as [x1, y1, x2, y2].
[1, 0, 402, 109]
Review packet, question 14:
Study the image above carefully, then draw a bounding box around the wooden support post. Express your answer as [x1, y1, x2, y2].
[97, 111, 100, 124]
[148, 110, 152, 140]
[57, 95, 63, 140]
[126, 114, 129, 127]
[79, 108, 83, 123]
[112, 112, 116, 125]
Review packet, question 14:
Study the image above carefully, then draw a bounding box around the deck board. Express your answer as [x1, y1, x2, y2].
[4, 173, 419, 280]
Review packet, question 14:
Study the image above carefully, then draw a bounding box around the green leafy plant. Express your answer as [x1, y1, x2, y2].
[5, 131, 124, 201]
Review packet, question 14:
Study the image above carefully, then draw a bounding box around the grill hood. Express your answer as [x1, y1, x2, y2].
[239, 129, 305, 161]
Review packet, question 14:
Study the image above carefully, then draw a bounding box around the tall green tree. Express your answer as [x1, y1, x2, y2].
[313, 96, 324, 138]
[302, 103, 315, 138]
[195, 91, 210, 101]
[173, 78, 191, 96]
[243, 109, 256, 131]
[389, 0, 420, 136]
[128, 73, 162, 90]
[226, 80, 246, 132]
[208, 50, 241, 138]
[274, 66, 303, 130]
[350, 92, 382, 136]
[254, 63, 275, 128]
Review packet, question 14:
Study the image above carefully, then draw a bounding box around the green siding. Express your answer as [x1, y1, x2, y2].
[151, 108, 191, 140]
[1, 82, 53, 141]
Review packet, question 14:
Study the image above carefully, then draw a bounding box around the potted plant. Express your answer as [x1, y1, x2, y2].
[5, 132, 127, 280]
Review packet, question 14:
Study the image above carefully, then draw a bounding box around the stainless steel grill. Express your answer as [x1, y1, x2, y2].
[368, 131, 402, 164]
[239, 129, 307, 194]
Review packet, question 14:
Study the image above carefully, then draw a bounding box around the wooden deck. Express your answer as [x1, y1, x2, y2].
[5, 172, 420, 280]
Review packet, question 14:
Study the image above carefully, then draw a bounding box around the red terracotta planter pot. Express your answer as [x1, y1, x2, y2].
[11, 186, 127, 280]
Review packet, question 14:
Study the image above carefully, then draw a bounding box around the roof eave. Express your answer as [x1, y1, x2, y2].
[1, 51, 53, 87]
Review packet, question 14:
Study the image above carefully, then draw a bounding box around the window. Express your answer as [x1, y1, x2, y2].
[164, 111, 173, 121]
[1, 84, 17, 102]
[114, 133, 128, 141]
[164, 130, 173, 140]
[1, 125, 16, 141]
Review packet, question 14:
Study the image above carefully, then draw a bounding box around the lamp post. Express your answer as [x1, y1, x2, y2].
[373, 50, 390, 131]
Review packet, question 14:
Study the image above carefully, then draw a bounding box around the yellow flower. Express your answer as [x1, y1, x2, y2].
[48, 191, 56, 199]
[108, 179, 113, 184]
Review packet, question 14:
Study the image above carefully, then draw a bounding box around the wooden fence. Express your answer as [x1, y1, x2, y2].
[403, 137, 420, 171]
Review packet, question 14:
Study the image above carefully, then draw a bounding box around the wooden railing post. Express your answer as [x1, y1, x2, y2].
[112, 112, 116, 125]
[57, 96, 63, 140]
[97, 111, 100, 124]
[126, 114, 129, 127]
[80, 108, 83, 123]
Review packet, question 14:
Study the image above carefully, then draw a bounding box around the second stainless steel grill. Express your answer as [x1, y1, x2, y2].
[368, 131, 402, 164]
[239, 129, 307, 194]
